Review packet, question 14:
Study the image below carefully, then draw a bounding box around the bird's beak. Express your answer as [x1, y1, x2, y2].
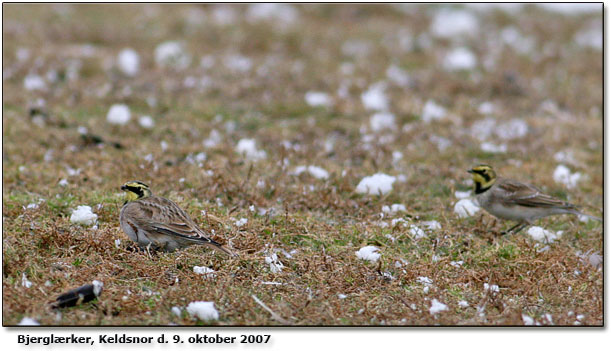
[467, 169, 474, 174]
[120, 185, 127, 191]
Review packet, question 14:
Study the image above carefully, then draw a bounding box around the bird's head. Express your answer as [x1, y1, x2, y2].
[468, 165, 497, 194]
[121, 180, 152, 202]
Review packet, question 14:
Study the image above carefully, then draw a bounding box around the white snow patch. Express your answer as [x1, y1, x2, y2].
[43, 149, 54, 162]
[16, 47, 30, 62]
[247, 3, 298, 24]
[421, 100, 447, 123]
[265, 253, 284, 273]
[186, 301, 219, 321]
[138, 115, 155, 129]
[305, 91, 332, 107]
[355, 246, 381, 263]
[70, 205, 98, 226]
[580, 251, 602, 269]
[382, 204, 406, 215]
[443, 47, 477, 71]
[527, 226, 563, 244]
[171, 306, 182, 317]
[155, 41, 191, 70]
[422, 220, 441, 231]
[369, 112, 396, 132]
[417, 276, 433, 286]
[450, 261, 464, 268]
[381, 272, 394, 280]
[429, 135, 452, 152]
[203, 129, 222, 148]
[338, 294, 347, 299]
[24, 74, 46, 91]
[342, 40, 372, 58]
[386, 65, 411, 86]
[430, 299, 448, 315]
[114, 239, 121, 248]
[200, 55, 215, 70]
[430, 10, 478, 38]
[537, 3, 601, 14]
[291, 165, 330, 180]
[92, 280, 103, 296]
[260, 281, 283, 286]
[553, 150, 577, 165]
[522, 314, 535, 325]
[212, 5, 237, 25]
[146, 96, 157, 107]
[467, 3, 524, 13]
[281, 249, 297, 259]
[500, 27, 535, 55]
[484, 283, 500, 293]
[193, 266, 217, 278]
[236, 139, 266, 160]
[223, 54, 252, 73]
[495, 119, 528, 140]
[409, 225, 426, 239]
[477, 101, 496, 115]
[356, 173, 396, 195]
[376, 221, 389, 228]
[117, 48, 140, 76]
[455, 190, 471, 199]
[361, 82, 388, 111]
[458, 300, 469, 308]
[454, 199, 480, 218]
[553, 165, 582, 189]
[106, 104, 131, 125]
[234, 217, 248, 227]
[470, 118, 496, 141]
[18, 317, 40, 326]
[22, 273, 32, 288]
[575, 24, 602, 50]
[391, 218, 407, 227]
[66, 167, 81, 177]
[480, 142, 507, 153]
[58, 178, 69, 187]
[392, 151, 403, 163]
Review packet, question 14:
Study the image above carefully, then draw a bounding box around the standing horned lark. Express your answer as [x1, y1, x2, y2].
[468, 165, 601, 234]
[119, 180, 236, 256]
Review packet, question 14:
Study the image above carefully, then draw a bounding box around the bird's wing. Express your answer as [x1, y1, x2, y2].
[131, 197, 220, 244]
[496, 178, 575, 209]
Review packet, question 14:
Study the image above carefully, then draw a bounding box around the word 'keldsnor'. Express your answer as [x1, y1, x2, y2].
[99, 334, 155, 343]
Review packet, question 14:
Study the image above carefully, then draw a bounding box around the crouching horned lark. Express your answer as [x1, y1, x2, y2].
[119, 180, 236, 256]
[468, 165, 601, 234]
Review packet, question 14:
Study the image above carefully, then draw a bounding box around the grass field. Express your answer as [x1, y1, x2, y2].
[2, 4, 603, 326]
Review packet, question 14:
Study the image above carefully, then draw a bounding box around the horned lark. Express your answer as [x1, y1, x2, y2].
[119, 181, 236, 256]
[468, 165, 601, 234]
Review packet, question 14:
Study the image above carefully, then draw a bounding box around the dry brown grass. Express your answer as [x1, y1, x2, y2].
[2, 4, 602, 326]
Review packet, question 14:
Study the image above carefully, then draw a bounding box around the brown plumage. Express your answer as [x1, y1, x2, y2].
[119, 181, 236, 256]
[469, 165, 601, 234]
[494, 178, 578, 209]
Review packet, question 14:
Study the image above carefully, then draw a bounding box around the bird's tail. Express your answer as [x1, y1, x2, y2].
[203, 240, 239, 257]
[568, 209, 602, 222]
